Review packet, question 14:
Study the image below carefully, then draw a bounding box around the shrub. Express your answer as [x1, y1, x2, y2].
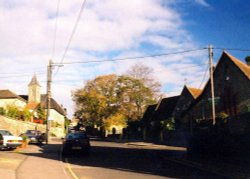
[0, 107, 6, 115]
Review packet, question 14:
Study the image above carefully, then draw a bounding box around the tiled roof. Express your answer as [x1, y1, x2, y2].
[26, 102, 39, 110]
[20, 94, 66, 116]
[41, 95, 66, 116]
[0, 90, 27, 102]
[186, 86, 202, 99]
[224, 51, 250, 80]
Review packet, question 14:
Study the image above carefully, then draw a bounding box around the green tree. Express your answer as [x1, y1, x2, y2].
[36, 104, 46, 120]
[117, 76, 155, 121]
[0, 107, 6, 115]
[73, 74, 119, 127]
[6, 105, 19, 119]
[72, 74, 156, 128]
[20, 108, 32, 121]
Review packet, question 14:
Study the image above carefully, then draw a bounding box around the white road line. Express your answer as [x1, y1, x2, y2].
[59, 148, 70, 178]
[65, 158, 79, 179]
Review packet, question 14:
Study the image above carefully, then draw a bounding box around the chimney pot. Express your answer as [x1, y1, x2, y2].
[245, 56, 250, 66]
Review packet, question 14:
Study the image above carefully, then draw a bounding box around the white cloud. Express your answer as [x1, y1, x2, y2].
[0, 0, 208, 118]
[194, 0, 210, 7]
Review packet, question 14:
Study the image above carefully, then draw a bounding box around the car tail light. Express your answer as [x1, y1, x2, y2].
[7, 140, 13, 142]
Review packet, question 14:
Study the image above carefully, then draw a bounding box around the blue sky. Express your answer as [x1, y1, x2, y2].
[176, 0, 250, 60]
[0, 0, 249, 118]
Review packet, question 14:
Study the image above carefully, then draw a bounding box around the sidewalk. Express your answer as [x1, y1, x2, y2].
[126, 141, 250, 178]
[16, 138, 70, 179]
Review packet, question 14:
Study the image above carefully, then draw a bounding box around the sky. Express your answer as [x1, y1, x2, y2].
[0, 0, 249, 118]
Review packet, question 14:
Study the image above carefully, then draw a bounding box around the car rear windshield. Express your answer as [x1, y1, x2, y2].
[66, 132, 87, 140]
[0, 130, 13, 136]
[26, 130, 40, 134]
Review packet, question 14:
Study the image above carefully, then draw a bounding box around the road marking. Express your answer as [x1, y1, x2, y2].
[65, 158, 79, 179]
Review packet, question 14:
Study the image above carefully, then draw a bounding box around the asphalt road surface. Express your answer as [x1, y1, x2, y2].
[63, 139, 227, 179]
[0, 138, 230, 179]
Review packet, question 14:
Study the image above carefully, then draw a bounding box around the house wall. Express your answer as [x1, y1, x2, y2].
[106, 125, 124, 135]
[0, 99, 26, 109]
[173, 87, 194, 128]
[49, 109, 65, 137]
[50, 109, 65, 126]
[187, 56, 250, 124]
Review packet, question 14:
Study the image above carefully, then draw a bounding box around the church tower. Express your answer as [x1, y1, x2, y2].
[28, 75, 41, 104]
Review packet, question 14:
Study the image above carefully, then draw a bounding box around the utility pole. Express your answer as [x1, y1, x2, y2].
[208, 44, 216, 125]
[46, 60, 52, 144]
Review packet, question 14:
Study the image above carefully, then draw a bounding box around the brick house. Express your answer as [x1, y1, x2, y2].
[0, 75, 67, 137]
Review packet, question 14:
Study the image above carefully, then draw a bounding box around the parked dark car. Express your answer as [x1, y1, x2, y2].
[62, 131, 90, 155]
[20, 130, 46, 144]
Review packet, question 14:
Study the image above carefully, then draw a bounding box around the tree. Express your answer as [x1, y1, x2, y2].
[117, 76, 155, 121]
[73, 74, 119, 127]
[36, 104, 46, 120]
[103, 113, 127, 130]
[72, 74, 156, 128]
[125, 63, 162, 99]
[6, 105, 19, 119]
[0, 107, 6, 115]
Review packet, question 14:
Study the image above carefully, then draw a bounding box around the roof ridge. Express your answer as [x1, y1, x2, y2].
[223, 51, 250, 80]
[185, 86, 202, 99]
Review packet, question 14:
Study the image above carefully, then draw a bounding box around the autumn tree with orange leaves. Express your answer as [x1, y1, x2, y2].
[72, 73, 157, 129]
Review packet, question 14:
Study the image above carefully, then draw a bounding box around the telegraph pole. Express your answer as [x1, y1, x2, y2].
[46, 60, 52, 144]
[208, 44, 216, 125]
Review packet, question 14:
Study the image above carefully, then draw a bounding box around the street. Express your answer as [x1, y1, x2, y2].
[0, 138, 231, 179]
[64, 139, 228, 179]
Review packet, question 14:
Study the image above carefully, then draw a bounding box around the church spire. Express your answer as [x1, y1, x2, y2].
[28, 75, 41, 103]
[28, 74, 41, 87]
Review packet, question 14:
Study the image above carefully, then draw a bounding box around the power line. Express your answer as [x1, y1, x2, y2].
[54, 0, 87, 76]
[0, 70, 46, 75]
[197, 62, 209, 90]
[213, 47, 250, 52]
[55, 48, 206, 65]
[51, 0, 61, 59]
[0, 72, 46, 78]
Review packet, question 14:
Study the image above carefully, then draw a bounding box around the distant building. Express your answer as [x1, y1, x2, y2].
[0, 75, 66, 133]
[0, 89, 27, 109]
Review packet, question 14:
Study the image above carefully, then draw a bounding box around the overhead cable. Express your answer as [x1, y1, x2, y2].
[57, 48, 206, 65]
[54, 0, 87, 77]
[51, 0, 61, 59]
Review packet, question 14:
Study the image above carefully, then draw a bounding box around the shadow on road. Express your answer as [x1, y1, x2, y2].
[15, 139, 229, 178]
[17, 139, 248, 178]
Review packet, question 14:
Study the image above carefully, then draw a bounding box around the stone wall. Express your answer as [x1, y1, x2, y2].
[0, 115, 64, 137]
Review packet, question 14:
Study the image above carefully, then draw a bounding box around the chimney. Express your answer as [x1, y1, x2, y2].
[245, 56, 250, 66]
